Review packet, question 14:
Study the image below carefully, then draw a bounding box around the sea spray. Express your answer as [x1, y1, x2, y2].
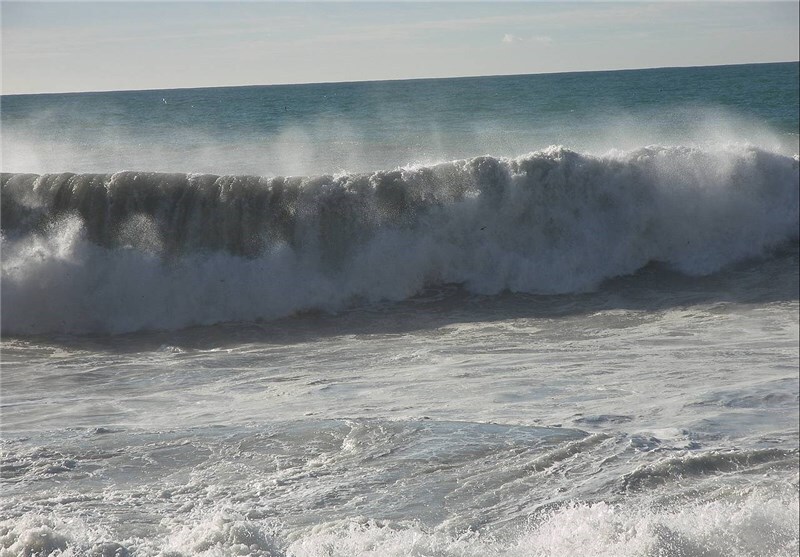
[2, 144, 798, 334]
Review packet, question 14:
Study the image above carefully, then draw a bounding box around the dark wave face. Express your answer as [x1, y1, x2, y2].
[2, 144, 798, 334]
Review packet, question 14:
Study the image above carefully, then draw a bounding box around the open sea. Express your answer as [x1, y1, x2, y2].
[1, 62, 799, 556]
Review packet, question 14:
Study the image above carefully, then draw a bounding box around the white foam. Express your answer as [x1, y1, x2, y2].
[5, 487, 794, 556]
[2, 144, 797, 334]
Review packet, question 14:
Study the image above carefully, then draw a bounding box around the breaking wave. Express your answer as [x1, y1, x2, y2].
[2, 488, 798, 556]
[2, 144, 798, 334]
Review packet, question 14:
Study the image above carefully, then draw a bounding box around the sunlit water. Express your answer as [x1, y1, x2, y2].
[1, 62, 798, 556]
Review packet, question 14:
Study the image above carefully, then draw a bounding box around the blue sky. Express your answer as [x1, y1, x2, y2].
[1, 1, 798, 94]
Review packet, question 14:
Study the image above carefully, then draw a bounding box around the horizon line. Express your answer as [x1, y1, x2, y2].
[2, 59, 798, 97]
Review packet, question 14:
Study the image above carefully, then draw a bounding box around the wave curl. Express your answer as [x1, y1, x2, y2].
[2, 144, 798, 334]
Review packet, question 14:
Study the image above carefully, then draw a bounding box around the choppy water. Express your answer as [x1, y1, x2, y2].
[1, 62, 799, 556]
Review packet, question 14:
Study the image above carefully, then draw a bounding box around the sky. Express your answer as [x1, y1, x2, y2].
[1, 1, 798, 94]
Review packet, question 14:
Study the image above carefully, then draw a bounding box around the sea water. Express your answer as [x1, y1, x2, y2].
[1, 62, 798, 556]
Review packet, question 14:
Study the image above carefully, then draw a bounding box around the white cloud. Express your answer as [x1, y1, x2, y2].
[502, 34, 553, 45]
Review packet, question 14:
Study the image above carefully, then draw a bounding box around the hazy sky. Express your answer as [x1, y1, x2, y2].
[1, 1, 798, 94]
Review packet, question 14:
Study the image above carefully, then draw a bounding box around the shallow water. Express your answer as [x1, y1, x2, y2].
[2, 62, 799, 556]
[3, 251, 798, 556]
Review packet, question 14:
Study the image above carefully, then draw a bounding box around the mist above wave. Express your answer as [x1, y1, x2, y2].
[2, 144, 798, 334]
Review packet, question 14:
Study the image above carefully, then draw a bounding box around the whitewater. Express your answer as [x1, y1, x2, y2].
[2, 144, 798, 334]
[1, 62, 799, 556]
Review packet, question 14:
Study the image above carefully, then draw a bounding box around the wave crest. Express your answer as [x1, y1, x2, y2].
[2, 144, 798, 334]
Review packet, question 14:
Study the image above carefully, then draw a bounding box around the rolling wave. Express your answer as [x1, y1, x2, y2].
[2, 144, 798, 334]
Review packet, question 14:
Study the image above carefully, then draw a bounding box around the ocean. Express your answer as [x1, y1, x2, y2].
[1, 62, 798, 556]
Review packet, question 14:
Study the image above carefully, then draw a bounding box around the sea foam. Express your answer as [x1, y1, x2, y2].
[2, 144, 798, 334]
[2, 487, 797, 556]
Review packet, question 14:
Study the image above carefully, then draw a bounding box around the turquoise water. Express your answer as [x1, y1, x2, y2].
[2, 62, 798, 175]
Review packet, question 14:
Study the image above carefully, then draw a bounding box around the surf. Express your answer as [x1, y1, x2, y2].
[2, 144, 798, 334]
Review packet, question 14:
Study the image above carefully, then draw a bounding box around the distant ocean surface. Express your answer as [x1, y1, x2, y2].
[1, 62, 798, 556]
